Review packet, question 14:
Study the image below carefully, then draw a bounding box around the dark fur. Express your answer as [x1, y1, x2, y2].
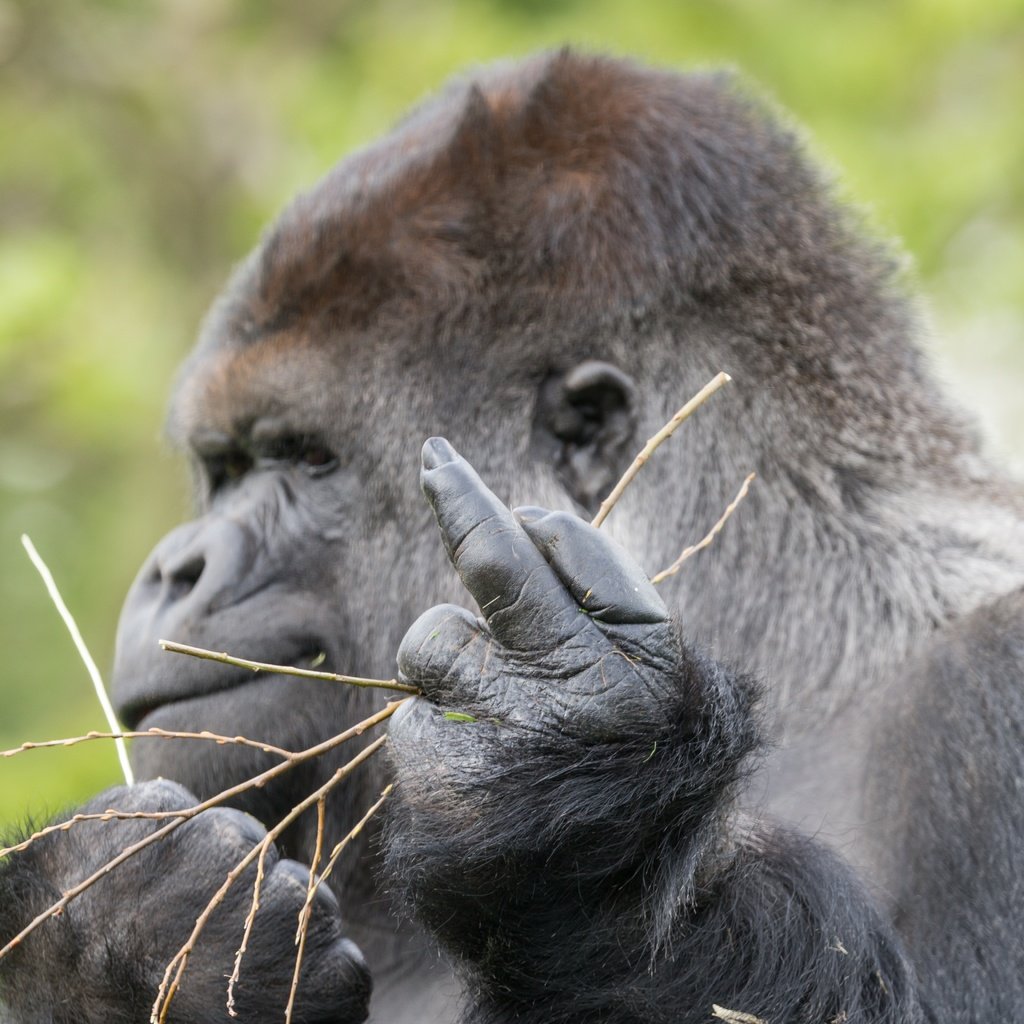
[3, 50, 1024, 1023]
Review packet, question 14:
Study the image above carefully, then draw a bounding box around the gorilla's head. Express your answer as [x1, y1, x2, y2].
[110, 50, 932, 840]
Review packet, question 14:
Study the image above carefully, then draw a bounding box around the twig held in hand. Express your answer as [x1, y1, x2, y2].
[0, 701, 403, 963]
[151, 734, 388, 1024]
[591, 371, 731, 529]
[650, 473, 756, 583]
[159, 639, 420, 694]
[2, 728, 295, 761]
[21, 534, 134, 785]
[284, 795, 328, 1024]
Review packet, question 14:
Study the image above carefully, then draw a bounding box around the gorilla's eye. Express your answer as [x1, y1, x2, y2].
[255, 434, 339, 477]
[299, 443, 336, 470]
[203, 449, 252, 492]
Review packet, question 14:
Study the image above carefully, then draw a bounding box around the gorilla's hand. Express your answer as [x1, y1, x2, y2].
[0, 779, 371, 1024]
[396, 436, 685, 740]
[385, 438, 759, 994]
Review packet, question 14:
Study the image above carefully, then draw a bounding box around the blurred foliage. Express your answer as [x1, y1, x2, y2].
[1, 0, 1022, 828]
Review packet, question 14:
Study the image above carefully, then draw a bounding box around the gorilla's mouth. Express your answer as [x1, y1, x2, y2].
[118, 642, 331, 730]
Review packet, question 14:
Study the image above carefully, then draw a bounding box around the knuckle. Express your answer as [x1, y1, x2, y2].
[265, 857, 337, 915]
[542, 509, 580, 533]
[398, 603, 480, 679]
[182, 806, 270, 859]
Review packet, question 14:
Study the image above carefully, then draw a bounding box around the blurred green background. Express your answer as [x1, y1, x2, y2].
[1, 0, 1022, 829]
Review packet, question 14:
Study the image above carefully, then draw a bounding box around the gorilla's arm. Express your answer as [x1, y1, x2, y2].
[385, 439, 923, 1024]
[867, 587, 1024, 1020]
[0, 780, 371, 1024]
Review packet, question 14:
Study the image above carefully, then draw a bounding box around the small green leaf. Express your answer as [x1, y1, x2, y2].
[309, 651, 327, 668]
[443, 711, 477, 723]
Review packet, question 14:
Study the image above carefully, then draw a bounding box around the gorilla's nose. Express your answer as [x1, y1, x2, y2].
[145, 517, 255, 614]
[112, 516, 262, 726]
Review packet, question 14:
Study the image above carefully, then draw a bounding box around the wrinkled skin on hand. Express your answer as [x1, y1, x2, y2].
[394, 436, 686, 741]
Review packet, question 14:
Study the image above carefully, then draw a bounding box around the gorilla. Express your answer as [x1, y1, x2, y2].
[3, 49, 1024, 1024]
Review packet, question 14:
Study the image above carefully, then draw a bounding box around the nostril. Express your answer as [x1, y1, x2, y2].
[143, 518, 250, 614]
[164, 555, 205, 600]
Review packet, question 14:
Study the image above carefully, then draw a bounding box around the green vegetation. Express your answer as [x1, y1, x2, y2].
[1, 0, 1022, 827]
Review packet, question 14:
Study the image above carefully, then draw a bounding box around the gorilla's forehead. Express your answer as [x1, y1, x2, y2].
[166, 333, 363, 443]
[195, 49, 825, 354]
[166, 318, 486, 450]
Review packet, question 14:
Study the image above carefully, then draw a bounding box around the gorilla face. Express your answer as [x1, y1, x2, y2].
[112, 322, 639, 831]
[115, 316, 642, 787]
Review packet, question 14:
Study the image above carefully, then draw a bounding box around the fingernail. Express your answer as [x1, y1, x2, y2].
[422, 437, 458, 470]
[513, 505, 550, 524]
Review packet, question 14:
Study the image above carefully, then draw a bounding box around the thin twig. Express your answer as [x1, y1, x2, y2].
[152, 735, 387, 1024]
[1, 729, 299, 862]
[21, 534, 133, 785]
[285, 785, 394, 1021]
[0, 807, 259, 861]
[160, 639, 420, 695]
[225, 840, 273, 1017]
[293, 798, 328, 947]
[298, 784, 393, 914]
[591, 372, 731, 529]
[2, 728, 295, 761]
[0, 701, 404, 963]
[650, 473, 756, 584]
[284, 795, 328, 1024]
[0, 714, 382, 859]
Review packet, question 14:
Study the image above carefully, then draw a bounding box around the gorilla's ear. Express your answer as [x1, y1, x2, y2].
[534, 360, 638, 512]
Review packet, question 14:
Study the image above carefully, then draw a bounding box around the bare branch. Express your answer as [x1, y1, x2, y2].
[298, 783, 393, 914]
[160, 639, 420, 694]
[2, 728, 295, 761]
[284, 795, 329, 1024]
[225, 839, 273, 1018]
[0, 729, 301, 861]
[293, 797, 328, 948]
[0, 700, 404, 963]
[591, 372, 731, 529]
[284, 784, 394, 1021]
[152, 735, 388, 1023]
[21, 534, 133, 785]
[0, 808, 241, 861]
[651, 472, 756, 584]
